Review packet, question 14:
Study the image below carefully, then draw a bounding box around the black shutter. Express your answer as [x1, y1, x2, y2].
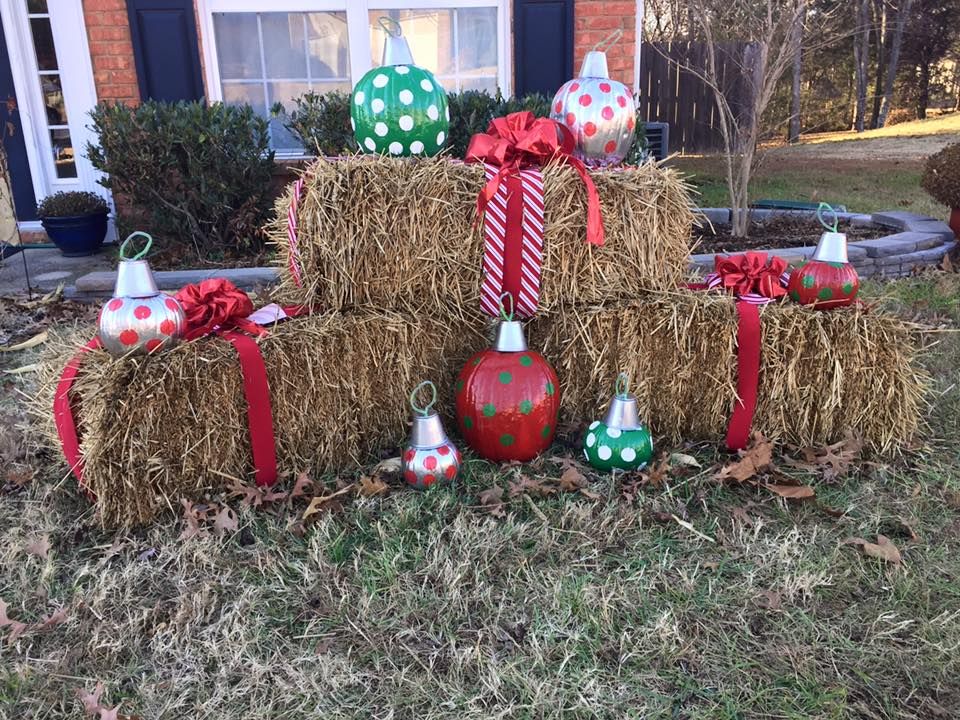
[127, 0, 205, 102]
[513, 0, 574, 98]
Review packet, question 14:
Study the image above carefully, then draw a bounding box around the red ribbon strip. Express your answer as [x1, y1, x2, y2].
[53, 337, 102, 497]
[726, 301, 761, 452]
[466, 111, 605, 246]
[713, 251, 788, 301]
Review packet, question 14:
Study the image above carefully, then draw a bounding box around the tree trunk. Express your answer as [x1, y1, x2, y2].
[870, 0, 888, 129]
[788, 8, 804, 142]
[916, 62, 931, 118]
[853, 0, 871, 131]
[877, 0, 913, 127]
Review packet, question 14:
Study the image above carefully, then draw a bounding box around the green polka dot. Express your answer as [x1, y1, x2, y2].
[482, 404, 496, 417]
[472, 356, 482, 366]
[454, 379, 464, 392]
[789, 290, 800, 302]
[801, 275, 815, 289]
[545, 381, 555, 396]
[828, 261, 845, 269]
[519, 400, 533, 415]
[519, 355, 533, 367]
[842, 282, 854, 295]
[541, 424, 552, 438]
[817, 287, 834, 300]
[500, 434, 515, 447]
[463, 416, 474, 429]
[499, 371, 512, 385]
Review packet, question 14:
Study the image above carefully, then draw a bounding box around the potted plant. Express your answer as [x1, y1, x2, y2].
[36, 190, 109, 256]
[921, 142, 960, 238]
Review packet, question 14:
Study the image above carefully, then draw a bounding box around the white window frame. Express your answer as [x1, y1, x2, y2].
[196, 0, 511, 154]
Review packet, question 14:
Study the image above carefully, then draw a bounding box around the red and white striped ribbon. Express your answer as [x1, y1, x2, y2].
[704, 271, 791, 305]
[286, 177, 306, 288]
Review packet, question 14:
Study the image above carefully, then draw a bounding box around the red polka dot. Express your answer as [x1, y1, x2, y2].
[455, 449, 462, 464]
[423, 455, 437, 471]
[570, 82, 580, 92]
[159, 319, 176, 335]
[554, 100, 562, 113]
[145, 339, 163, 353]
[627, 116, 635, 131]
[404, 448, 416, 462]
[134, 305, 152, 320]
[422, 474, 436, 487]
[617, 95, 628, 108]
[565, 112, 576, 126]
[604, 140, 617, 154]
[599, 82, 611, 93]
[444, 465, 457, 480]
[601, 106, 614, 121]
[107, 298, 123, 312]
[584, 122, 597, 137]
[437, 446, 450, 456]
[578, 94, 592, 107]
[404, 470, 418, 485]
[165, 298, 179, 312]
[119, 329, 139, 346]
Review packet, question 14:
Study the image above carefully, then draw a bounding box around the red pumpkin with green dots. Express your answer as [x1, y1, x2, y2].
[454, 319, 560, 462]
[787, 230, 860, 310]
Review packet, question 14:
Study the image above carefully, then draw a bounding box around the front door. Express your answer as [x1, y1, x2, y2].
[0, 0, 111, 231]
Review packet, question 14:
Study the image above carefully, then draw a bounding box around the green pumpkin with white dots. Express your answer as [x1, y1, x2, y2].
[350, 26, 449, 158]
[583, 374, 654, 472]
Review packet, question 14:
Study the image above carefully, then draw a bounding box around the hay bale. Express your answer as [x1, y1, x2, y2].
[33, 293, 924, 526]
[266, 155, 695, 316]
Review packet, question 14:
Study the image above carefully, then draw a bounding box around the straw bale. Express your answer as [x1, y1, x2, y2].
[266, 155, 695, 316]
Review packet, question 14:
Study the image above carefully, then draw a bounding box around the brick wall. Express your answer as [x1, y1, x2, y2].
[83, 0, 139, 105]
[574, 0, 637, 88]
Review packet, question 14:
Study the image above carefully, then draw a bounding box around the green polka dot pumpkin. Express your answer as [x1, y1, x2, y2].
[583, 374, 653, 472]
[786, 230, 859, 310]
[350, 21, 449, 157]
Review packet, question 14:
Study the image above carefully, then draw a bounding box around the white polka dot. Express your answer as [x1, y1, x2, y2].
[350, 117, 355, 131]
[621, 447, 637, 463]
[374, 122, 388, 137]
[373, 74, 389, 88]
[583, 448, 590, 461]
[420, 78, 433, 92]
[427, 105, 439, 120]
[436, 130, 445, 146]
[598, 445, 612, 461]
[589, 420, 600, 430]
[371, 98, 385, 113]
[395, 65, 410, 75]
[388, 141, 404, 155]
[586, 433, 596, 448]
[398, 115, 414, 131]
[445, 105, 450, 121]
[354, 91, 365, 105]
[410, 140, 425, 154]
[607, 428, 622, 439]
[363, 137, 376, 151]
[398, 89, 414, 105]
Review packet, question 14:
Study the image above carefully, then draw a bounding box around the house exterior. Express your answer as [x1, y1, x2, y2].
[0, 0, 641, 235]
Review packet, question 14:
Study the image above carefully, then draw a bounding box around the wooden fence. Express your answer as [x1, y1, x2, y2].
[637, 41, 759, 154]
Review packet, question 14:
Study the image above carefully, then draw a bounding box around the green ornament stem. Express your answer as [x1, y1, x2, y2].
[615, 371, 630, 399]
[119, 231, 153, 261]
[409, 380, 437, 417]
[498, 292, 515, 322]
[592, 28, 623, 52]
[378, 16, 402, 37]
[817, 202, 839, 233]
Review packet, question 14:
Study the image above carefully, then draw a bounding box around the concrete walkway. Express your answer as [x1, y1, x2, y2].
[0, 246, 114, 297]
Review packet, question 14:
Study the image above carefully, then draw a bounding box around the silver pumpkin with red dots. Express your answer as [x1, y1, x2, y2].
[550, 42, 637, 167]
[402, 381, 461, 489]
[97, 232, 186, 356]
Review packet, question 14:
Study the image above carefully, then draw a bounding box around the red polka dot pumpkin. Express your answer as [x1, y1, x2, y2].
[550, 48, 636, 167]
[455, 312, 560, 462]
[97, 232, 186, 356]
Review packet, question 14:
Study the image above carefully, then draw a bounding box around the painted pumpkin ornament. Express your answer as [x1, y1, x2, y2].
[97, 232, 186, 356]
[550, 29, 637, 167]
[583, 373, 653, 472]
[787, 203, 860, 309]
[351, 17, 449, 157]
[401, 381, 461, 489]
[455, 295, 560, 462]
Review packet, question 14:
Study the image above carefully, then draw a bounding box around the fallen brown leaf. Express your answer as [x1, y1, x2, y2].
[77, 682, 105, 716]
[558, 465, 587, 492]
[843, 534, 902, 565]
[477, 486, 506, 517]
[39, 607, 68, 630]
[178, 499, 209, 541]
[302, 484, 355, 521]
[212, 506, 239, 535]
[715, 434, 773, 483]
[643, 456, 671, 488]
[730, 506, 754, 526]
[4, 467, 33, 487]
[754, 589, 783, 610]
[578, 486, 603, 501]
[765, 483, 815, 499]
[358, 474, 390, 498]
[508, 474, 556, 498]
[24, 534, 51, 559]
[290, 471, 315, 500]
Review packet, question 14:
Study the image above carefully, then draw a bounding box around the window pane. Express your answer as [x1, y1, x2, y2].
[307, 13, 349, 79]
[27, 0, 48, 14]
[460, 76, 497, 93]
[50, 128, 76, 178]
[41, 74, 66, 125]
[370, 11, 454, 75]
[222, 83, 266, 114]
[30, 17, 57, 71]
[457, 9, 497, 73]
[261, 13, 308, 79]
[214, 13, 261, 79]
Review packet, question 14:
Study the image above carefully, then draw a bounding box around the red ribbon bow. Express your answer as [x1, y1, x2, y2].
[466, 111, 604, 246]
[714, 252, 788, 300]
[175, 278, 266, 340]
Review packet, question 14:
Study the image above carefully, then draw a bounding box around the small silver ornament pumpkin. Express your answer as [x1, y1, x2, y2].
[97, 231, 186, 356]
[402, 380, 461, 489]
[583, 373, 653, 472]
[550, 30, 637, 168]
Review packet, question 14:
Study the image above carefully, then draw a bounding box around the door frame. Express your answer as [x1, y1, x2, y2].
[0, 0, 111, 232]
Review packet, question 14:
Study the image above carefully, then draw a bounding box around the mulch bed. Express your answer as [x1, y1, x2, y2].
[692, 215, 888, 254]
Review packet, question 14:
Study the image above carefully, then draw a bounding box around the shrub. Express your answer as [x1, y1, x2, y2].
[36, 191, 108, 218]
[921, 142, 960, 208]
[272, 91, 356, 156]
[444, 90, 552, 158]
[885, 108, 916, 126]
[87, 101, 275, 258]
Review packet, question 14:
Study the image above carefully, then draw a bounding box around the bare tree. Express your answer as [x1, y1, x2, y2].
[852, 0, 872, 131]
[788, 3, 806, 142]
[876, 0, 915, 126]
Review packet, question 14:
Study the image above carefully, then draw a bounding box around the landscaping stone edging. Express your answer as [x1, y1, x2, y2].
[690, 209, 956, 279]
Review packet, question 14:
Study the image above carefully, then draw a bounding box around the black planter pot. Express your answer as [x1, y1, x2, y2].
[40, 211, 109, 257]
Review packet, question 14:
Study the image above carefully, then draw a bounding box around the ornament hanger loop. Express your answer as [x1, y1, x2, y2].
[409, 380, 437, 417]
[615, 372, 630, 398]
[378, 16, 403, 38]
[119, 231, 153, 261]
[817, 202, 839, 233]
[592, 28, 623, 53]
[498, 292, 515, 322]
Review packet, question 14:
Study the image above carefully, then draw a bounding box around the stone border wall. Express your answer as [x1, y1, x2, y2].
[690, 209, 957, 278]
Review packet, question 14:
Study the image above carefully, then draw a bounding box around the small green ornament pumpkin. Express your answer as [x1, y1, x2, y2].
[583, 373, 654, 472]
[351, 18, 449, 157]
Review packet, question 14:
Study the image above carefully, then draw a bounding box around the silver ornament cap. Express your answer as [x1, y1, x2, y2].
[378, 16, 414, 66]
[410, 412, 449, 449]
[494, 319, 528, 353]
[812, 231, 849, 263]
[579, 50, 610, 79]
[603, 372, 643, 430]
[114, 258, 160, 299]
